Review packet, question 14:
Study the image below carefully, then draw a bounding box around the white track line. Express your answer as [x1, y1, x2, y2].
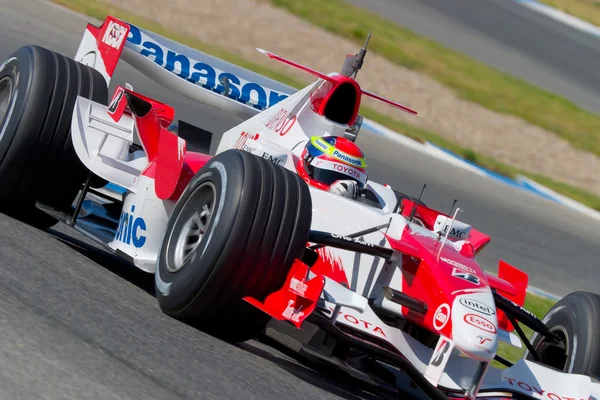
[514, 0, 600, 38]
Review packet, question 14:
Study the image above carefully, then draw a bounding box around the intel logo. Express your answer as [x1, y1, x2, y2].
[459, 298, 495, 316]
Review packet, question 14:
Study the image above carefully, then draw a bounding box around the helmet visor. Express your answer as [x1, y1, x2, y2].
[308, 158, 367, 187]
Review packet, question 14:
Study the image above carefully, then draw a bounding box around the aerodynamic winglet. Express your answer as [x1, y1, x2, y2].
[256, 48, 336, 83]
[257, 47, 418, 116]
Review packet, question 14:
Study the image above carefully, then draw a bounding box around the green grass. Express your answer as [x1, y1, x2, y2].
[496, 294, 556, 365]
[540, 0, 600, 26]
[51, 2, 563, 362]
[52, 0, 600, 212]
[270, 0, 600, 158]
[521, 171, 600, 210]
[48, 0, 572, 370]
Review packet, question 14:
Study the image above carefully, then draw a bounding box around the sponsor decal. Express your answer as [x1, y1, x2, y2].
[282, 299, 304, 323]
[127, 24, 289, 110]
[233, 131, 259, 150]
[332, 149, 362, 167]
[434, 215, 471, 240]
[107, 87, 127, 122]
[311, 158, 367, 185]
[451, 268, 480, 285]
[313, 138, 330, 152]
[241, 144, 257, 154]
[78, 51, 97, 68]
[425, 336, 454, 386]
[459, 298, 495, 316]
[115, 205, 146, 248]
[289, 277, 308, 296]
[477, 335, 492, 345]
[260, 152, 286, 166]
[431, 338, 451, 367]
[333, 163, 363, 180]
[503, 377, 588, 400]
[265, 108, 296, 136]
[500, 293, 540, 322]
[474, 335, 493, 354]
[331, 233, 374, 247]
[464, 313, 497, 334]
[102, 21, 127, 49]
[441, 225, 469, 239]
[433, 304, 451, 331]
[108, 87, 124, 114]
[440, 257, 477, 274]
[474, 344, 492, 354]
[314, 248, 348, 287]
[329, 307, 386, 337]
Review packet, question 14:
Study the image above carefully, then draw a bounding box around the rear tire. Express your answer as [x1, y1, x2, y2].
[526, 291, 600, 379]
[0, 45, 108, 229]
[155, 149, 312, 342]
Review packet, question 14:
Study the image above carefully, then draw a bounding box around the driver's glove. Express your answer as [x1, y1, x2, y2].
[328, 180, 359, 199]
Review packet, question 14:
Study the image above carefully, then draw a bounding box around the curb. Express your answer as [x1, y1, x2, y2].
[527, 286, 562, 302]
[513, 0, 600, 38]
[361, 120, 600, 222]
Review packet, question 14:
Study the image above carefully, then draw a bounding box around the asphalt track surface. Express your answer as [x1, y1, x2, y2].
[1, 0, 600, 399]
[346, 0, 600, 115]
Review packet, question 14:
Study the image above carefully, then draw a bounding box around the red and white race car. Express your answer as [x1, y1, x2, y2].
[0, 15, 598, 400]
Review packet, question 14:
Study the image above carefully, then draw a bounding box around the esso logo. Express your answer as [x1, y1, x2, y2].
[433, 304, 451, 331]
[464, 314, 497, 334]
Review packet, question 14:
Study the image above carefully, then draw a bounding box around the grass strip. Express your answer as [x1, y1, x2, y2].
[496, 294, 556, 366]
[270, 0, 600, 158]
[539, 0, 600, 27]
[54, 0, 562, 366]
[52, 0, 600, 212]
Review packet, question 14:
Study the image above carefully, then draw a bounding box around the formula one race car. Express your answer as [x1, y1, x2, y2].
[0, 15, 599, 400]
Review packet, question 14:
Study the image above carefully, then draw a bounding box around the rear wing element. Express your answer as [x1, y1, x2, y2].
[71, 91, 144, 191]
[71, 85, 187, 201]
[75, 15, 296, 120]
[257, 49, 417, 115]
[74, 16, 130, 86]
[75, 15, 416, 126]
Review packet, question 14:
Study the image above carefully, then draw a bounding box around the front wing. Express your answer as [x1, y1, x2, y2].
[245, 260, 600, 400]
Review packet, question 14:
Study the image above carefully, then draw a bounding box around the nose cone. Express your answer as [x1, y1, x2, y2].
[451, 291, 498, 362]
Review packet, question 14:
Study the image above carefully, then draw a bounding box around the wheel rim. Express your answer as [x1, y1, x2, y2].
[168, 182, 216, 273]
[0, 76, 12, 129]
[535, 326, 569, 371]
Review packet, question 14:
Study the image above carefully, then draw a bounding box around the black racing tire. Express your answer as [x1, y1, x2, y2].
[0, 45, 108, 229]
[155, 149, 312, 342]
[525, 291, 600, 379]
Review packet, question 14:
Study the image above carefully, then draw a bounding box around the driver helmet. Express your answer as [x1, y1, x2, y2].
[297, 136, 367, 190]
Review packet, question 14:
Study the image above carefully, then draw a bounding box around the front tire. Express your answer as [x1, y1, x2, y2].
[526, 291, 600, 378]
[0, 45, 108, 229]
[155, 149, 312, 342]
